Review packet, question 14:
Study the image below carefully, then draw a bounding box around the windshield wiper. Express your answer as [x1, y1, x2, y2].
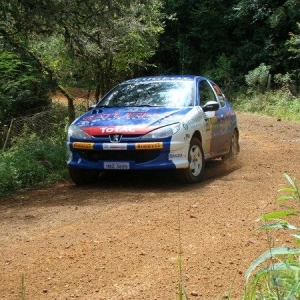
[95, 105, 113, 108]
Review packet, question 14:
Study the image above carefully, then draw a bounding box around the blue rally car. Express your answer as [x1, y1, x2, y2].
[67, 76, 239, 185]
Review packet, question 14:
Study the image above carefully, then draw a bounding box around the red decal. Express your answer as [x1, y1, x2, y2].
[83, 126, 159, 136]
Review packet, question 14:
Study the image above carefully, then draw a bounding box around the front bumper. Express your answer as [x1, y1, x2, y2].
[67, 140, 189, 171]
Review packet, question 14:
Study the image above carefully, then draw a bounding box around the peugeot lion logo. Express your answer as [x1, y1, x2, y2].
[109, 134, 122, 143]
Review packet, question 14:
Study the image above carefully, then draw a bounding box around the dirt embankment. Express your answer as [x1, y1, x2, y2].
[0, 112, 300, 299]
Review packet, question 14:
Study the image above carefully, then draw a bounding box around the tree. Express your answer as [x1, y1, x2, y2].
[0, 0, 164, 122]
[232, 0, 300, 79]
[149, 0, 237, 87]
[0, 50, 50, 123]
[152, 0, 300, 92]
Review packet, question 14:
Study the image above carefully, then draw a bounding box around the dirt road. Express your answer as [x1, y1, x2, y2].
[1, 113, 300, 299]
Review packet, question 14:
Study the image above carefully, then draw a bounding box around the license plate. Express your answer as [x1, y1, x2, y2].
[104, 162, 130, 170]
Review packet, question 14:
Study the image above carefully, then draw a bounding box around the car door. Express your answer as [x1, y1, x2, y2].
[198, 79, 227, 157]
[209, 81, 232, 155]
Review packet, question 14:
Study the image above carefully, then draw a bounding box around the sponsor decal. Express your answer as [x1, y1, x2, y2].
[124, 112, 158, 119]
[99, 126, 136, 133]
[205, 118, 212, 131]
[83, 126, 159, 136]
[73, 142, 94, 150]
[182, 122, 188, 130]
[169, 153, 183, 159]
[103, 143, 127, 150]
[183, 114, 202, 128]
[213, 85, 222, 95]
[83, 112, 158, 121]
[135, 142, 163, 150]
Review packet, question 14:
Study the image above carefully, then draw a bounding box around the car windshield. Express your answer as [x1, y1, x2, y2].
[98, 80, 194, 107]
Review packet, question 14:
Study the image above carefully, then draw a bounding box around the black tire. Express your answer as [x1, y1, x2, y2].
[223, 129, 239, 161]
[176, 137, 205, 183]
[69, 167, 100, 185]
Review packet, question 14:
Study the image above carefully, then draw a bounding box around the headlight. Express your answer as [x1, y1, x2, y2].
[143, 123, 181, 139]
[67, 124, 91, 140]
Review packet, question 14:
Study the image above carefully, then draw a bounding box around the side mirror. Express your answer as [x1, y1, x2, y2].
[202, 101, 219, 112]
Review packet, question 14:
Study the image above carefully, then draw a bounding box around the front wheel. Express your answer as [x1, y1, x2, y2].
[176, 137, 205, 183]
[69, 167, 100, 185]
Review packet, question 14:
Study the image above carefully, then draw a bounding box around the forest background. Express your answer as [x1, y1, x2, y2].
[1, 0, 300, 124]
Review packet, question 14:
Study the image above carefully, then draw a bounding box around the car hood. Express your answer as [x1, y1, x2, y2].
[74, 107, 194, 136]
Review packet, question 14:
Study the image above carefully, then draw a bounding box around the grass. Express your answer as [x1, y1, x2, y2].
[233, 90, 300, 122]
[177, 202, 189, 300]
[19, 275, 25, 300]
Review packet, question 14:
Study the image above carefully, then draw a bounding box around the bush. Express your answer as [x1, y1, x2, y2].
[245, 63, 271, 93]
[0, 125, 68, 196]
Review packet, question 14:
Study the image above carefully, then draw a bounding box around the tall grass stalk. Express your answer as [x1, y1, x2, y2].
[19, 275, 25, 300]
[177, 202, 189, 300]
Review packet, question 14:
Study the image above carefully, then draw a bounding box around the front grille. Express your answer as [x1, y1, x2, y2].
[78, 149, 160, 164]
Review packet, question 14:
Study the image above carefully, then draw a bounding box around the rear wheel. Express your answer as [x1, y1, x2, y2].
[223, 130, 239, 161]
[177, 137, 205, 183]
[69, 167, 100, 185]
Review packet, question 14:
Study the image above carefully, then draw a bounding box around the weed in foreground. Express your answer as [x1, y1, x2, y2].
[244, 174, 300, 299]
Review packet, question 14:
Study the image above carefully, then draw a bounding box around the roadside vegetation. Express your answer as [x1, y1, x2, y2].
[233, 64, 300, 122]
[0, 105, 68, 196]
[235, 91, 300, 123]
[243, 174, 300, 299]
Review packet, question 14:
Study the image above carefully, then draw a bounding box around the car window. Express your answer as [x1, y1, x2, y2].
[100, 81, 194, 107]
[211, 82, 226, 108]
[199, 80, 217, 106]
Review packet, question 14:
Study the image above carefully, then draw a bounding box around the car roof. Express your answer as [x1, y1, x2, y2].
[122, 75, 209, 84]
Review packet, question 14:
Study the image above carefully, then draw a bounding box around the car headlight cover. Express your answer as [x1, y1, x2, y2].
[67, 124, 91, 140]
[143, 123, 181, 139]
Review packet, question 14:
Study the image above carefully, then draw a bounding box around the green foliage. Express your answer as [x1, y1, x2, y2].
[244, 174, 300, 299]
[273, 73, 293, 90]
[245, 63, 271, 93]
[152, 0, 300, 93]
[203, 54, 234, 87]
[286, 22, 300, 59]
[0, 51, 50, 123]
[234, 89, 300, 122]
[0, 123, 68, 197]
[0, 0, 165, 100]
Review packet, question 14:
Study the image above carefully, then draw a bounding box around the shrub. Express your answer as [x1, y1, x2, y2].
[245, 63, 271, 93]
[0, 123, 68, 196]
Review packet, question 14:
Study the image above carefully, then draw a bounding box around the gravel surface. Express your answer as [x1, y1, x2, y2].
[1, 112, 300, 299]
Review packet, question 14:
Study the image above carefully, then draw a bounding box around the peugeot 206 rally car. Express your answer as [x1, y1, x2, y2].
[67, 76, 239, 185]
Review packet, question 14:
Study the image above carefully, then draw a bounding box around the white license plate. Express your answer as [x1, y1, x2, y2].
[104, 162, 130, 170]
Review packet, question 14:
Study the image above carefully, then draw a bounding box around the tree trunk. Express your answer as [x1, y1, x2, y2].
[57, 85, 76, 124]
